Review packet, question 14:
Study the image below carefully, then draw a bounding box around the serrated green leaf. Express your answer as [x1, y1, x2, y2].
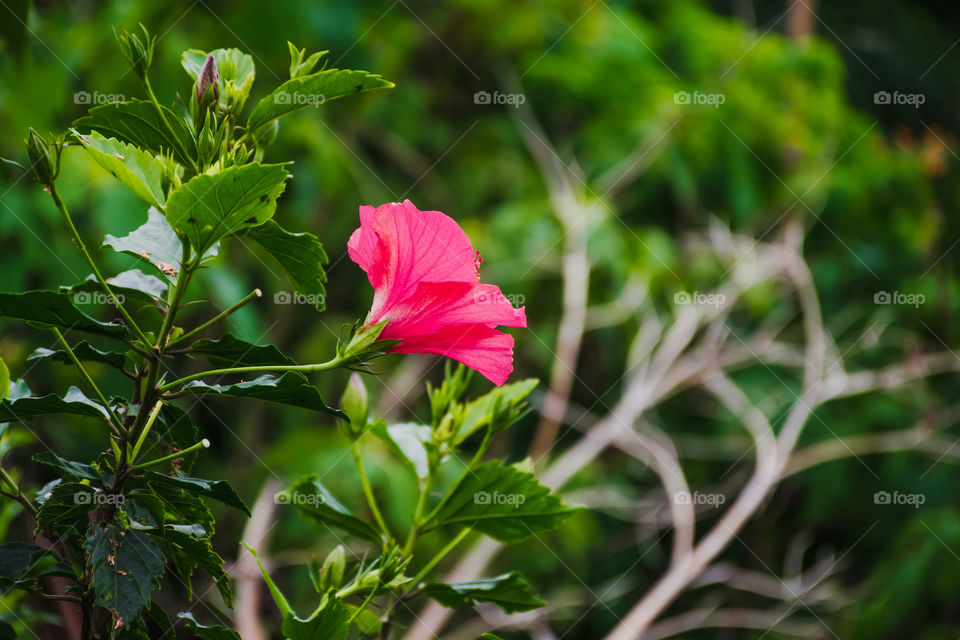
[164, 163, 289, 254]
[72, 130, 168, 208]
[35, 482, 99, 531]
[423, 572, 546, 613]
[423, 461, 578, 543]
[85, 524, 165, 628]
[243, 220, 327, 310]
[189, 333, 295, 367]
[177, 612, 242, 640]
[285, 476, 381, 542]
[104, 208, 217, 281]
[456, 378, 538, 444]
[32, 451, 100, 481]
[145, 472, 250, 516]
[73, 98, 196, 167]
[150, 403, 200, 474]
[0, 386, 108, 422]
[30, 340, 127, 371]
[247, 68, 393, 133]
[148, 483, 213, 534]
[0, 290, 127, 338]
[281, 595, 350, 640]
[153, 525, 233, 606]
[0, 543, 48, 587]
[182, 372, 344, 419]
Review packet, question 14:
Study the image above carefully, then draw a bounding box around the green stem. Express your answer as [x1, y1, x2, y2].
[157, 356, 345, 393]
[407, 528, 470, 590]
[351, 444, 392, 541]
[48, 185, 150, 347]
[143, 77, 198, 174]
[420, 428, 494, 528]
[347, 587, 379, 625]
[167, 288, 262, 347]
[131, 438, 209, 470]
[0, 466, 38, 516]
[130, 400, 163, 463]
[403, 474, 434, 556]
[51, 327, 124, 433]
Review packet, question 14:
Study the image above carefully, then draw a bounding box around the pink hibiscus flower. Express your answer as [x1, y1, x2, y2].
[347, 200, 526, 385]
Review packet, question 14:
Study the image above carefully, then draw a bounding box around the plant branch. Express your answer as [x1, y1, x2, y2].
[168, 288, 263, 347]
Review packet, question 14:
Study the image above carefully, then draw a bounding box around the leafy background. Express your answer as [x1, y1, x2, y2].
[2, 0, 960, 638]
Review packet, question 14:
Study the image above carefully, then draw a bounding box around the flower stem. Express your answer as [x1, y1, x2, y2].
[168, 288, 262, 347]
[156, 356, 346, 393]
[48, 185, 150, 347]
[51, 327, 124, 434]
[403, 474, 434, 556]
[407, 527, 470, 589]
[351, 444, 392, 541]
[131, 438, 210, 470]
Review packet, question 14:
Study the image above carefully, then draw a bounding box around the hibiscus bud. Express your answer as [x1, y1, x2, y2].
[340, 373, 369, 435]
[25, 129, 59, 186]
[318, 545, 346, 592]
[197, 54, 220, 104]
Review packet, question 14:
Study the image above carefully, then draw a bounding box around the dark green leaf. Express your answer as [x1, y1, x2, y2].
[148, 483, 213, 534]
[247, 68, 393, 133]
[423, 572, 546, 613]
[177, 612, 242, 640]
[73, 98, 196, 167]
[281, 595, 350, 640]
[36, 482, 100, 531]
[104, 208, 217, 280]
[0, 386, 108, 422]
[29, 340, 127, 371]
[164, 163, 289, 254]
[423, 461, 578, 543]
[145, 472, 250, 516]
[0, 543, 48, 587]
[182, 372, 344, 419]
[153, 525, 233, 606]
[243, 220, 327, 310]
[150, 403, 200, 474]
[32, 451, 99, 481]
[0, 353, 8, 403]
[189, 333, 295, 368]
[285, 476, 381, 542]
[85, 524, 165, 628]
[72, 130, 168, 208]
[0, 290, 126, 338]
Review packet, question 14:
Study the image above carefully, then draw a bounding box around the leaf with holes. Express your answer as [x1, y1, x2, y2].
[85, 524, 165, 628]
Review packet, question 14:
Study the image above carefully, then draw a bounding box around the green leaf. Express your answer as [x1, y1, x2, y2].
[372, 422, 432, 479]
[151, 403, 200, 474]
[153, 525, 233, 606]
[281, 595, 350, 640]
[73, 98, 196, 167]
[85, 524, 165, 628]
[182, 372, 344, 419]
[182, 48, 256, 110]
[164, 163, 289, 254]
[0, 354, 8, 403]
[0, 290, 126, 338]
[72, 130, 168, 208]
[0, 543, 48, 587]
[148, 483, 213, 534]
[30, 340, 127, 371]
[285, 475, 382, 542]
[247, 68, 393, 133]
[189, 334, 296, 368]
[423, 572, 546, 613]
[32, 451, 100, 481]
[177, 612, 242, 640]
[241, 543, 292, 616]
[62, 269, 169, 304]
[104, 207, 217, 280]
[243, 220, 327, 310]
[456, 378, 538, 444]
[423, 461, 578, 543]
[36, 482, 99, 531]
[145, 472, 250, 516]
[0, 386, 108, 422]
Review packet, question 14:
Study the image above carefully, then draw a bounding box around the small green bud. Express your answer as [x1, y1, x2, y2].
[318, 545, 346, 592]
[340, 373, 369, 437]
[25, 129, 59, 186]
[114, 25, 155, 80]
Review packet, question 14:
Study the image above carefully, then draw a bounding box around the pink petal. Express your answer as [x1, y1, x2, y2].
[347, 200, 479, 321]
[388, 324, 517, 386]
[379, 281, 526, 337]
